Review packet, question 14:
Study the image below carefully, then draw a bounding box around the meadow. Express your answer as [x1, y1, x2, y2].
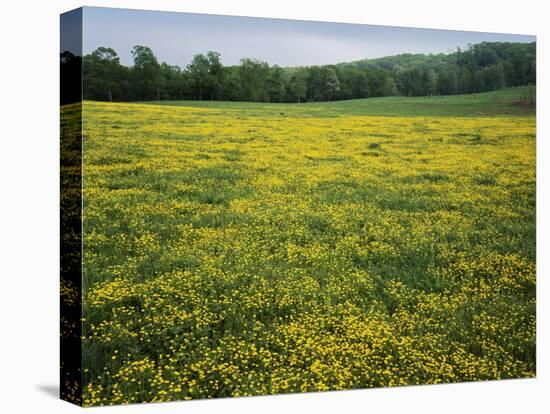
[78, 87, 536, 405]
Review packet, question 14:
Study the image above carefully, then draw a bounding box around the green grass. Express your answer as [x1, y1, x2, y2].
[144, 86, 536, 118]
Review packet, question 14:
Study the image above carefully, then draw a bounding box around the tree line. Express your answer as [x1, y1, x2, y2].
[73, 41, 535, 103]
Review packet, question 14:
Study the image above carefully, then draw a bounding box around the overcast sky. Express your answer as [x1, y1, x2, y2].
[71, 6, 535, 67]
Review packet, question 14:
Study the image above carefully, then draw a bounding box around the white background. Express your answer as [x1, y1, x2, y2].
[0, 0, 548, 412]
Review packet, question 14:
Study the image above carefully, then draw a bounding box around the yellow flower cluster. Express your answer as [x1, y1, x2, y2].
[79, 100, 535, 405]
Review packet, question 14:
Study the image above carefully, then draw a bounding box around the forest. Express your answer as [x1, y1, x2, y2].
[69, 41, 535, 103]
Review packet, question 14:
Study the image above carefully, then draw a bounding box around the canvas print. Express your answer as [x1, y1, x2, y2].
[60, 6, 536, 406]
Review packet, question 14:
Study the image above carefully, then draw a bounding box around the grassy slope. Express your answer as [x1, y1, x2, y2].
[144, 86, 536, 118]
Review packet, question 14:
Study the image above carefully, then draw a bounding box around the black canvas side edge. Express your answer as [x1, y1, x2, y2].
[60, 7, 83, 406]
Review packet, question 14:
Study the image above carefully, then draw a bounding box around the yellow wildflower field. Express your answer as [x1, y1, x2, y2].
[80, 100, 535, 405]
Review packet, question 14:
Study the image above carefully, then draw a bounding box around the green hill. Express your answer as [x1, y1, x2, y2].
[143, 86, 535, 118]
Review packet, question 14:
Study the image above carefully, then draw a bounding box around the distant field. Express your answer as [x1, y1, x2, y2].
[145, 86, 536, 118]
[79, 89, 536, 405]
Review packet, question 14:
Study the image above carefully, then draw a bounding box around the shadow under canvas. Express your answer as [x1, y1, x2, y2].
[36, 384, 59, 399]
